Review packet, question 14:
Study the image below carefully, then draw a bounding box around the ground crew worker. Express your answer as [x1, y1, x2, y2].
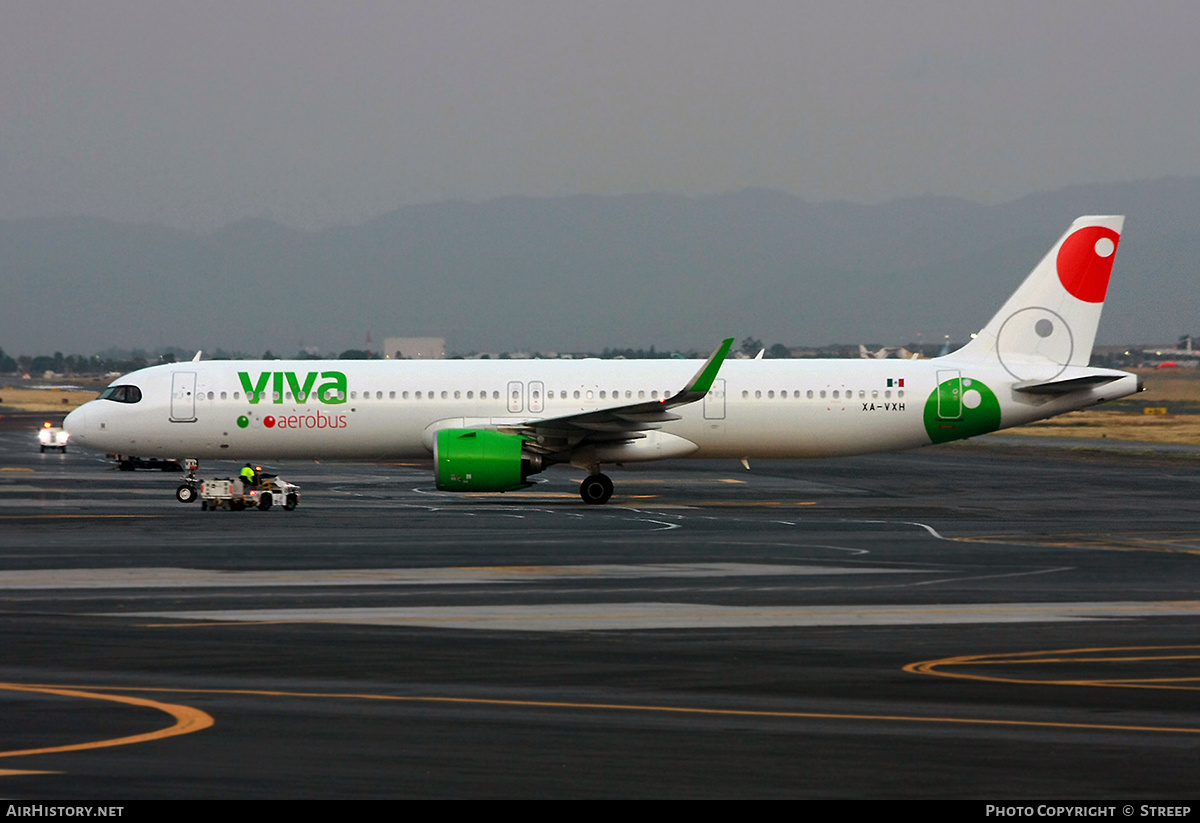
[240, 463, 256, 489]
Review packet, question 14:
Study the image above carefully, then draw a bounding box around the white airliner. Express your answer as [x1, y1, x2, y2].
[64, 215, 1141, 505]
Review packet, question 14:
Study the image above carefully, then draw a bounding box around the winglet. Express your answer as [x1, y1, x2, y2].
[680, 337, 734, 398]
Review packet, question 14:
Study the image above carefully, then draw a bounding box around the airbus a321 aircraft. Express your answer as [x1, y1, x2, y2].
[64, 215, 1141, 505]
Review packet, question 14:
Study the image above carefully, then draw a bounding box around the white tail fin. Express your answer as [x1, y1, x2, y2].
[955, 215, 1124, 381]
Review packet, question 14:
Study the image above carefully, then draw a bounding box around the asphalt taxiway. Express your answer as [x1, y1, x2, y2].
[1, 429, 1198, 798]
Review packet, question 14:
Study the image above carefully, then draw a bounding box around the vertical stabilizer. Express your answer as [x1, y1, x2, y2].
[954, 215, 1124, 381]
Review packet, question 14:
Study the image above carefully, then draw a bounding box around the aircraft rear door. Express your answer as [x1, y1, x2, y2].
[171, 372, 197, 422]
[935, 370, 962, 420]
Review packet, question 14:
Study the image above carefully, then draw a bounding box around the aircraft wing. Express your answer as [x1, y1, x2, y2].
[497, 338, 733, 452]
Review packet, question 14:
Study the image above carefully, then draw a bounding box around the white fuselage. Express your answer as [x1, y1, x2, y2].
[63, 355, 1139, 463]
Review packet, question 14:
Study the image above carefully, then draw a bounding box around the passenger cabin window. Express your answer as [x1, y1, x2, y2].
[99, 385, 142, 404]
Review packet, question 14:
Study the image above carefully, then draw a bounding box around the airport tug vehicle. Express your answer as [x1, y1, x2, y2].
[196, 471, 300, 512]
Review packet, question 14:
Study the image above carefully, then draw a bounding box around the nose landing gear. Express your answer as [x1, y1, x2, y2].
[175, 458, 200, 504]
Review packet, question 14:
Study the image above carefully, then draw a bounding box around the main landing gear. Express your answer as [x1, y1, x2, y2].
[579, 473, 614, 505]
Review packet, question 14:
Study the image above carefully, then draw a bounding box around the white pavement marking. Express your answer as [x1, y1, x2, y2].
[111, 600, 1200, 632]
[0, 563, 922, 590]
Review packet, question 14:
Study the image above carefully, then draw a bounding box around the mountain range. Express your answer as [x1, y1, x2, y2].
[3, 178, 1197, 356]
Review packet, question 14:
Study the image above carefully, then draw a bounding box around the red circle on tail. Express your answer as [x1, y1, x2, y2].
[1056, 225, 1120, 303]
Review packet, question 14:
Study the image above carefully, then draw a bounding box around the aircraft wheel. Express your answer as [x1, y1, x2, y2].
[118, 460, 134, 471]
[40, 445, 45, 453]
[284, 493, 298, 511]
[260, 493, 273, 511]
[175, 484, 197, 504]
[580, 473, 614, 505]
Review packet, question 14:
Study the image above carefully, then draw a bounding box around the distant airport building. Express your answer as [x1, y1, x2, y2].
[382, 337, 445, 360]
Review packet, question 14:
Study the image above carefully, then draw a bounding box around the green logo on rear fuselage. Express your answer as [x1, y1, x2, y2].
[923, 376, 1001, 444]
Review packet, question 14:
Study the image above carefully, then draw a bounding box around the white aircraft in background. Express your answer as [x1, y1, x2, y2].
[65, 215, 1140, 505]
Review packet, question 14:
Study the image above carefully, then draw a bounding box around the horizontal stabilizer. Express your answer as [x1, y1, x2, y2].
[1012, 375, 1122, 395]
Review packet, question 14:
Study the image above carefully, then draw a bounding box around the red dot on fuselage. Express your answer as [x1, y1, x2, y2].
[264, 416, 275, 428]
[1057, 226, 1120, 303]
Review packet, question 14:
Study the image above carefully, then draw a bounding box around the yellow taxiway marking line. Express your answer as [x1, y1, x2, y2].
[0, 467, 35, 472]
[0, 683, 214, 759]
[953, 534, 1200, 556]
[0, 769, 60, 775]
[455, 496, 817, 506]
[907, 645, 1200, 693]
[461, 493, 661, 499]
[9, 683, 1200, 737]
[674, 501, 817, 507]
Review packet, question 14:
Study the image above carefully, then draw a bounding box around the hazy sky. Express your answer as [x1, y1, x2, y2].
[4, 1, 1200, 232]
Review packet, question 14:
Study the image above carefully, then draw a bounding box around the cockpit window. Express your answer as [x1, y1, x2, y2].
[99, 385, 142, 404]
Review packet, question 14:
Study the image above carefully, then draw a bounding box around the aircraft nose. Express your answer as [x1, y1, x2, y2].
[63, 403, 92, 444]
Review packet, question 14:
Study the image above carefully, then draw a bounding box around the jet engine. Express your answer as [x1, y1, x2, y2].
[433, 428, 544, 492]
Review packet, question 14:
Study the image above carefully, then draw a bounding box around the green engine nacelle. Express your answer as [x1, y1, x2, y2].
[434, 428, 538, 492]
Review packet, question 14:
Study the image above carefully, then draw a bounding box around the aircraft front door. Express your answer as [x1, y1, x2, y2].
[171, 371, 197, 422]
